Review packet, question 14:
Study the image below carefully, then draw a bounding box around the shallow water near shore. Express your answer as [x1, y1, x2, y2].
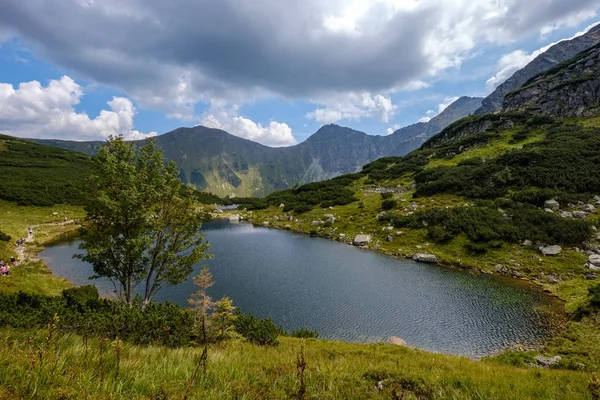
[40, 219, 564, 358]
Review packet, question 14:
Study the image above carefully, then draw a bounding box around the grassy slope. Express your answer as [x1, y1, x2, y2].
[0, 201, 85, 295]
[0, 328, 594, 400]
[241, 116, 600, 369]
[0, 135, 94, 206]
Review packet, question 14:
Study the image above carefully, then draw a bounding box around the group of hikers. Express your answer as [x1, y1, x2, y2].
[1, 227, 31, 276]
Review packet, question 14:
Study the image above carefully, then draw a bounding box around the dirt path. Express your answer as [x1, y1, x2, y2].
[13, 220, 78, 264]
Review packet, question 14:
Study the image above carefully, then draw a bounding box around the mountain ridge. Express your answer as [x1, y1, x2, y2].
[30, 96, 482, 197]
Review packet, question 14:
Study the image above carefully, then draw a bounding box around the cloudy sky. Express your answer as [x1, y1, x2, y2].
[0, 0, 598, 146]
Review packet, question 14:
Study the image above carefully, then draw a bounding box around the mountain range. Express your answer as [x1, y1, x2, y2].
[33, 96, 481, 197]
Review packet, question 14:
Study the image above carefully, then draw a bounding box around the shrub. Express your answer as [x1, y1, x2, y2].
[62, 285, 99, 307]
[233, 312, 285, 346]
[590, 284, 600, 308]
[380, 193, 392, 200]
[0, 230, 11, 242]
[381, 199, 397, 210]
[427, 225, 453, 243]
[290, 328, 319, 339]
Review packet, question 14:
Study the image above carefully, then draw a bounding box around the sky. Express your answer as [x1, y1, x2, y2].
[0, 1, 599, 146]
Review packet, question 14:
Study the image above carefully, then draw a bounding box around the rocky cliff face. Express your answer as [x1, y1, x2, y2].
[476, 24, 600, 115]
[503, 43, 600, 118]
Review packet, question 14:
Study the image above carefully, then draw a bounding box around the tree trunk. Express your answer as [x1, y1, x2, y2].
[126, 274, 133, 306]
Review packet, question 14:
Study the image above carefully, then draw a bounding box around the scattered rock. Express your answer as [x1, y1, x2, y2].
[353, 235, 372, 246]
[376, 212, 387, 221]
[494, 264, 503, 272]
[560, 211, 573, 219]
[573, 211, 588, 219]
[413, 253, 439, 263]
[534, 355, 561, 368]
[324, 214, 334, 219]
[584, 273, 597, 280]
[284, 224, 291, 229]
[339, 233, 346, 239]
[387, 336, 406, 346]
[582, 204, 596, 213]
[387, 235, 394, 243]
[409, 203, 418, 211]
[327, 216, 336, 224]
[279, 203, 285, 208]
[548, 276, 559, 284]
[544, 208, 555, 213]
[522, 240, 533, 246]
[228, 214, 240, 222]
[589, 254, 600, 266]
[310, 220, 322, 226]
[544, 199, 560, 211]
[382, 226, 393, 232]
[540, 245, 562, 256]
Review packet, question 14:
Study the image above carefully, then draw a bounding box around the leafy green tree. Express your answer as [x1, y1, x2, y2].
[77, 136, 210, 306]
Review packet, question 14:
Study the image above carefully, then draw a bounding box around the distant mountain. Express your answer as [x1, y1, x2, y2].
[32, 96, 481, 197]
[476, 23, 600, 115]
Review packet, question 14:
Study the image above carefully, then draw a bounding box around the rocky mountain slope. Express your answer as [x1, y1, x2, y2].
[503, 43, 600, 117]
[32, 97, 481, 197]
[476, 23, 600, 115]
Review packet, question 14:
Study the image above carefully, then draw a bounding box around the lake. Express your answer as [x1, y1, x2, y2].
[40, 219, 563, 358]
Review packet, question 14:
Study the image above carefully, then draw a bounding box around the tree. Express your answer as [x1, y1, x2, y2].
[188, 265, 216, 343]
[213, 296, 236, 339]
[77, 136, 210, 306]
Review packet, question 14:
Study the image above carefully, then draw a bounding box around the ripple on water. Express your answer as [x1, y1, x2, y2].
[39, 219, 564, 358]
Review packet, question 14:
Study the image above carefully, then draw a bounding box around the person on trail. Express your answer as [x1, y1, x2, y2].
[0, 265, 6, 276]
[28, 227, 32, 236]
[10, 256, 15, 265]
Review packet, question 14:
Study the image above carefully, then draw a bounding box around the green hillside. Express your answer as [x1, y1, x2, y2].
[0, 134, 94, 206]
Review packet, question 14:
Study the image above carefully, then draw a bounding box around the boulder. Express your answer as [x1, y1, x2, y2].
[310, 220, 322, 226]
[262, 221, 270, 226]
[353, 235, 372, 246]
[327, 216, 336, 224]
[582, 204, 596, 213]
[534, 355, 561, 368]
[573, 211, 588, 219]
[589, 254, 600, 266]
[387, 235, 394, 243]
[522, 239, 533, 246]
[339, 233, 346, 239]
[376, 212, 387, 221]
[540, 245, 562, 256]
[560, 211, 573, 219]
[228, 214, 241, 222]
[544, 199, 560, 211]
[324, 214, 334, 219]
[413, 253, 439, 263]
[584, 273, 597, 280]
[387, 336, 406, 346]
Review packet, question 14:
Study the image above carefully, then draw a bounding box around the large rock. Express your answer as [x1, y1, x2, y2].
[228, 214, 240, 222]
[544, 199, 560, 211]
[413, 253, 439, 263]
[387, 336, 406, 346]
[534, 355, 561, 368]
[560, 211, 573, 219]
[582, 204, 596, 213]
[589, 254, 600, 267]
[353, 235, 372, 246]
[540, 245, 562, 256]
[573, 211, 588, 219]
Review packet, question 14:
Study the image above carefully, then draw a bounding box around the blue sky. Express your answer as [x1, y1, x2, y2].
[0, 1, 599, 145]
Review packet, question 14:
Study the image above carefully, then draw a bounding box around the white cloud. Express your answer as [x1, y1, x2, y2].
[201, 103, 296, 147]
[417, 96, 459, 123]
[486, 21, 600, 91]
[386, 124, 401, 135]
[306, 92, 397, 124]
[0, 76, 156, 141]
[1, 0, 597, 121]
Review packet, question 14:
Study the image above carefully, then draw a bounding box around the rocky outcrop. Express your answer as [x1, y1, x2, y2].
[503, 43, 600, 118]
[476, 24, 600, 115]
[534, 355, 561, 368]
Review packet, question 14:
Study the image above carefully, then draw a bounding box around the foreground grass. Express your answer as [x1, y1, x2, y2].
[0, 200, 85, 295]
[0, 328, 596, 400]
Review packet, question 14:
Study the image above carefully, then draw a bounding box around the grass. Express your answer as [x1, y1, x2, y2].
[0, 200, 85, 295]
[0, 328, 596, 400]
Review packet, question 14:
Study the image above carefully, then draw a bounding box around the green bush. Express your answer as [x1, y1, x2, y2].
[0, 230, 11, 242]
[381, 199, 396, 210]
[380, 193, 393, 200]
[62, 285, 99, 307]
[290, 328, 319, 339]
[233, 312, 285, 346]
[590, 284, 600, 308]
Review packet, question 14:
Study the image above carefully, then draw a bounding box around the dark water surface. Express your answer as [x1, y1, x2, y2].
[40, 219, 562, 358]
